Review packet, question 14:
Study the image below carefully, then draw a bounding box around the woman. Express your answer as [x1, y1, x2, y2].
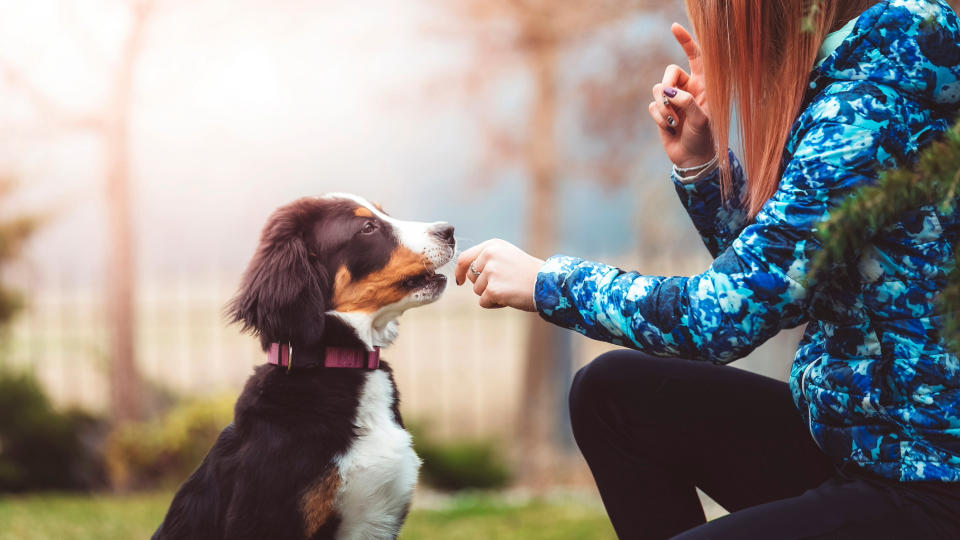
[456, 0, 960, 538]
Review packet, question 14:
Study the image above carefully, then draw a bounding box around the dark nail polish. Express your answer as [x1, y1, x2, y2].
[667, 126, 676, 136]
[663, 87, 678, 98]
[667, 115, 676, 127]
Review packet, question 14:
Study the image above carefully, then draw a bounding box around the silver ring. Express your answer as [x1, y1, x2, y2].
[469, 262, 481, 277]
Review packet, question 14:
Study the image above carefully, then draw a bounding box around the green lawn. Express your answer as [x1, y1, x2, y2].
[0, 491, 616, 540]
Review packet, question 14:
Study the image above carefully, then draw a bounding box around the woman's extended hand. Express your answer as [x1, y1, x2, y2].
[649, 23, 715, 169]
[455, 239, 544, 311]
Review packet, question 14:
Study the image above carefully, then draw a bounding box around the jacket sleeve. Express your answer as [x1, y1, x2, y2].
[673, 150, 750, 258]
[535, 85, 898, 363]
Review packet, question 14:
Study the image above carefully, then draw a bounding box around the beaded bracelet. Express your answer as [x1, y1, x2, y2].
[673, 154, 719, 174]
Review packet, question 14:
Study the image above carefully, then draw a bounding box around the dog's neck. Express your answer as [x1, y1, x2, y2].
[328, 308, 403, 351]
[258, 315, 365, 352]
[259, 308, 404, 357]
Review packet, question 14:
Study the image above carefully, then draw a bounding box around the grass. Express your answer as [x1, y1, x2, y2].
[0, 491, 616, 540]
[402, 494, 616, 540]
[0, 491, 170, 540]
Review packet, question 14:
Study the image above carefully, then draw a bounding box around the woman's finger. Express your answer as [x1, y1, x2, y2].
[663, 87, 707, 132]
[467, 248, 494, 284]
[651, 84, 678, 132]
[479, 289, 506, 309]
[648, 101, 676, 136]
[472, 266, 490, 296]
[661, 64, 690, 93]
[671, 23, 703, 77]
[455, 240, 491, 285]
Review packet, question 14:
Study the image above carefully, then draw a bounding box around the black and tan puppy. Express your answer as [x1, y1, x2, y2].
[153, 193, 455, 540]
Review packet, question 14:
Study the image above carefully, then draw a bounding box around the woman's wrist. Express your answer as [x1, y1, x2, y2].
[673, 153, 718, 172]
[531, 256, 555, 314]
[672, 154, 719, 184]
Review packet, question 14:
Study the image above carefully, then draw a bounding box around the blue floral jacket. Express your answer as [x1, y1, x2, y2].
[535, 0, 960, 482]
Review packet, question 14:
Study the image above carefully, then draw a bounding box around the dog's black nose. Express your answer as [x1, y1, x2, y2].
[432, 223, 455, 244]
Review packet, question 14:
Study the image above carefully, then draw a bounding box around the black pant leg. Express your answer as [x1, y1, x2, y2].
[568, 350, 835, 540]
[672, 472, 960, 540]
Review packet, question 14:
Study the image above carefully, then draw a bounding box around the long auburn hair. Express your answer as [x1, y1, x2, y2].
[686, 0, 877, 217]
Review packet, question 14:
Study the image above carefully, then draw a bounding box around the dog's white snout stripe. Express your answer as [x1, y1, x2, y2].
[326, 193, 454, 268]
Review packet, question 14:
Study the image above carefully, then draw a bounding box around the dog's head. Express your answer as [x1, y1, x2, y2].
[228, 193, 455, 350]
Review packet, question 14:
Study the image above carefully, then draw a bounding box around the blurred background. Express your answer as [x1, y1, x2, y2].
[0, 0, 820, 537]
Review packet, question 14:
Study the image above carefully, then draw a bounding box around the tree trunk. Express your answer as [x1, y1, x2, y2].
[515, 40, 576, 487]
[105, 1, 151, 424]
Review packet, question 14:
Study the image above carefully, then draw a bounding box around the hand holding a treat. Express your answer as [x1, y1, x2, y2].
[455, 239, 543, 312]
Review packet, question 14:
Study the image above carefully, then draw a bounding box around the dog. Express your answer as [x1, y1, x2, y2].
[153, 193, 455, 540]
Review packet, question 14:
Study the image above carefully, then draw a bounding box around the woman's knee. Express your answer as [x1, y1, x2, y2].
[571, 351, 621, 404]
[569, 349, 683, 428]
[569, 350, 643, 429]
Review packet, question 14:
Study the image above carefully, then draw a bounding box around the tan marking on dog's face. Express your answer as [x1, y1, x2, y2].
[301, 469, 342, 536]
[373, 202, 385, 212]
[332, 247, 427, 313]
[354, 207, 374, 218]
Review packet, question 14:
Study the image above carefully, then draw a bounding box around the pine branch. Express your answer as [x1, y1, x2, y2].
[943, 249, 960, 352]
[810, 119, 960, 352]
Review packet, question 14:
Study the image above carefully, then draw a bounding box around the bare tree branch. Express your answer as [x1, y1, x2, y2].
[0, 62, 103, 131]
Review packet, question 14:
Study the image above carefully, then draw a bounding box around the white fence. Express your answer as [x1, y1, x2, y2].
[5, 259, 803, 440]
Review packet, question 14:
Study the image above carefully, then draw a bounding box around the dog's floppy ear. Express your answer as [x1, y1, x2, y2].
[227, 201, 329, 349]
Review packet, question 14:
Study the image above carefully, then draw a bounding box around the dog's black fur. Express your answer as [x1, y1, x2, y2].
[152, 317, 403, 540]
[153, 196, 446, 540]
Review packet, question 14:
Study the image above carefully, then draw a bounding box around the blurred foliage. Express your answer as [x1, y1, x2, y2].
[810, 119, 960, 351]
[104, 395, 234, 490]
[0, 369, 107, 492]
[0, 181, 102, 493]
[106, 404, 510, 492]
[0, 179, 40, 332]
[0, 287, 24, 336]
[410, 424, 512, 491]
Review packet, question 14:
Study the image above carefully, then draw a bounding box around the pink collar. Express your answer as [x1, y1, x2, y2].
[267, 342, 381, 371]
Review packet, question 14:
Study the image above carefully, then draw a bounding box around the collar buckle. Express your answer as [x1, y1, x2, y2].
[267, 343, 379, 370]
[267, 342, 294, 371]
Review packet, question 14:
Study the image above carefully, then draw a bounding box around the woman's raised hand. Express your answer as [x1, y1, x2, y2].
[649, 24, 716, 170]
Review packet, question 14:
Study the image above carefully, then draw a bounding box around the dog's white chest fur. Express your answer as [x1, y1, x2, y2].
[334, 370, 420, 540]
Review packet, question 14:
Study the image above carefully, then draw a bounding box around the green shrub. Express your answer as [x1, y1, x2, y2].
[410, 424, 512, 491]
[107, 404, 512, 492]
[0, 369, 107, 492]
[105, 395, 234, 490]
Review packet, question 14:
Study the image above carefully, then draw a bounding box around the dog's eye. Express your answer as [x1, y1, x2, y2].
[360, 221, 378, 235]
